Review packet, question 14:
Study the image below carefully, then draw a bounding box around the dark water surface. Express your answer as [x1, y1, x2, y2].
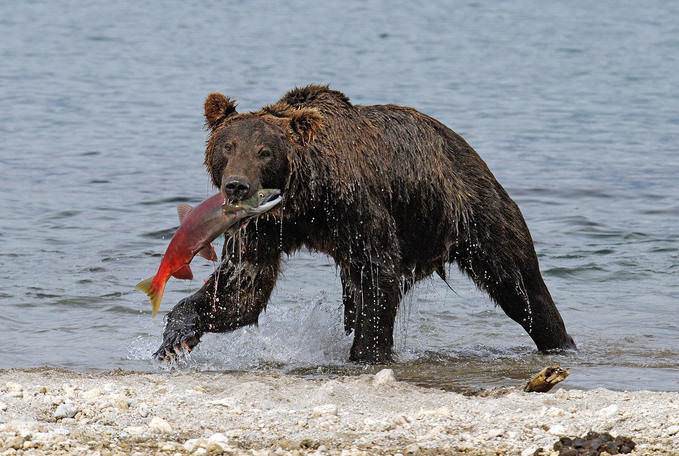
[1, 1, 678, 392]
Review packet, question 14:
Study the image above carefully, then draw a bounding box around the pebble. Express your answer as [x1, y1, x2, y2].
[123, 426, 145, 436]
[102, 383, 116, 393]
[6, 435, 26, 450]
[548, 424, 566, 435]
[138, 405, 149, 417]
[61, 384, 77, 397]
[554, 389, 569, 399]
[149, 416, 172, 434]
[373, 369, 396, 385]
[311, 404, 338, 417]
[666, 425, 679, 436]
[159, 441, 177, 451]
[81, 388, 101, 401]
[598, 404, 619, 418]
[521, 448, 538, 456]
[487, 428, 504, 439]
[209, 397, 233, 407]
[207, 432, 229, 449]
[5, 383, 23, 398]
[417, 406, 450, 417]
[404, 443, 420, 455]
[0, 402, 7, 411]
[363, 417, 389, 431]
[54, 403, 78, 419]
[114, 396, 130, 411]
[394, 415, 411, 426]
[183, 438, 205, 452]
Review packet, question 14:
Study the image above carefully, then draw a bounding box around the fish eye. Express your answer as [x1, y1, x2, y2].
[258, 192, 265, 198]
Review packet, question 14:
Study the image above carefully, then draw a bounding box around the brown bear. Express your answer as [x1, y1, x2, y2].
[154, 84, 575, 362]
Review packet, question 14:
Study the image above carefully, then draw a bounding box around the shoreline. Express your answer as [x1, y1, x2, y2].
[1, 368, 677, 455]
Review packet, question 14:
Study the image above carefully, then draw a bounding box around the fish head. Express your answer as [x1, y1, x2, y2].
[223, 189, 282, 216]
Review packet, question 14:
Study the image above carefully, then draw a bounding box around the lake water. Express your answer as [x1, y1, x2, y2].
[1, 1, 677, 392]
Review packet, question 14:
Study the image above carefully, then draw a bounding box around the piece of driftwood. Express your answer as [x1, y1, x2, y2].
[524, 365, 570, 393]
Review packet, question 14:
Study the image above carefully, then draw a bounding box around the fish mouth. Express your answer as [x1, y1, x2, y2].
[251, 189, 282, 213]
[223, 189, 283, 215]
[260, 190, 281, 205]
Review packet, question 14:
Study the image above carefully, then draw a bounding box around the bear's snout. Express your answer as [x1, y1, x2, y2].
[222, 175, 251, 202]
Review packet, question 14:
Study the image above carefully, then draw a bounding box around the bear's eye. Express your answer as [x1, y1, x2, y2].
[258, 147, 272, 159]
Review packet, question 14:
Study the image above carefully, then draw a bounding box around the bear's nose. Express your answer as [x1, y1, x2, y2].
[222, 177, 251, 201]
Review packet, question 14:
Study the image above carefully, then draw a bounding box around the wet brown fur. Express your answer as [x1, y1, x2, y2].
[154, 85, 574, 362]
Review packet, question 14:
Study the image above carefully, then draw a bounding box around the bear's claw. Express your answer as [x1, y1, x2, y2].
[153, 328, 201, 361]
[153, 297, 203, 362]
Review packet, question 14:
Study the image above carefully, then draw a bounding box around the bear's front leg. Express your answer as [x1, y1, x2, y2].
[343, 261, 404, 364]
[154, 240, 282, 361]
[153, 292, 205, 360]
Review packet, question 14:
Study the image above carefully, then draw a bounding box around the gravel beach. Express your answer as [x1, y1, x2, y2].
[0, 369, 677, 455]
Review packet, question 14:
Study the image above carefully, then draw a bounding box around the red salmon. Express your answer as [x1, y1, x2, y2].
[136, 189, 282, 316]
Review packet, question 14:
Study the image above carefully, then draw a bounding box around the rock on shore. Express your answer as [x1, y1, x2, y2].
[0, 368, 677, 455]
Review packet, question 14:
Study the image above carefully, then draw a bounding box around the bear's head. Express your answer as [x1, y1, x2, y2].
[203, 93, 323, 203]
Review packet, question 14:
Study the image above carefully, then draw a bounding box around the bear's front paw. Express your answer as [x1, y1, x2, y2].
[153, 298, 203, 362]
[153, 327, 202, 362]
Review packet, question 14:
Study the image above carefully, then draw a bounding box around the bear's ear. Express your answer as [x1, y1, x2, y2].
[204, 93, 238, 130]
[288, 108, 323, 145]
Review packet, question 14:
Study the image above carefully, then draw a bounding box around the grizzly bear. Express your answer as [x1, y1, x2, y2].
[154, 85, 575, 362]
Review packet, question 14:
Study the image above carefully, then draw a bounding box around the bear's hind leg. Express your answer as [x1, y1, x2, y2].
[455, 205, 575, 352]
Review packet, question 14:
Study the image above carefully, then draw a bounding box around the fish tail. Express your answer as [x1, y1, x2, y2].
[135, 276, 165, 318]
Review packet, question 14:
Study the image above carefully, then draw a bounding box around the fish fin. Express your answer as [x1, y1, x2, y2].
[177, 203, 193, 223]
[197, 243, 218, 261]
[172, 264, 193, 280]
[135, 276, 165, 318]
